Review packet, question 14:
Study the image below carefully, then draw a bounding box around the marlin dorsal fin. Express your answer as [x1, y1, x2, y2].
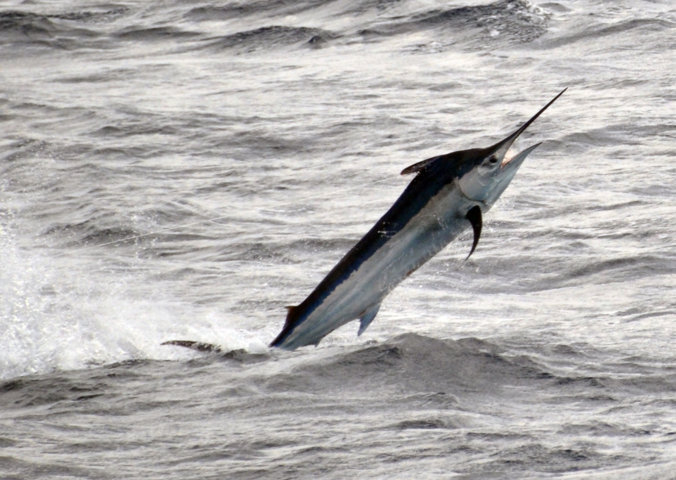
[401, 150, 469, 176]
[400, 155, 441, 175]
[465, 205, 482, 260]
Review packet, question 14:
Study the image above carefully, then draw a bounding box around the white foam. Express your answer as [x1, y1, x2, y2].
[0, 222, 264, 380]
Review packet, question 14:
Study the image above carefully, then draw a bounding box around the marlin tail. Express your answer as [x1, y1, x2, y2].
[271, 89, 566, 350]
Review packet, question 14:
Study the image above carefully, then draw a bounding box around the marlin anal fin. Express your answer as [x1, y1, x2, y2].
[465, 205, 482, 260]
[357, 303, 381, 336]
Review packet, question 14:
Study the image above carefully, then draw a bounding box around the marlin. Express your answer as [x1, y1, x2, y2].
[270, 89, 566, 350]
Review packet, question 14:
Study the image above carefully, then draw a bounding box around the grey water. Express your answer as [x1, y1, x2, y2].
[1, 0, 674, 478]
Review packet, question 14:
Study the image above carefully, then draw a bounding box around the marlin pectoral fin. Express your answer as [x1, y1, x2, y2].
[357, 302, 381, 336]
[465, 205, 482, 260]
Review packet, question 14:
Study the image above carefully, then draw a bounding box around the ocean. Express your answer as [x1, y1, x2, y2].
[1, 0, 674, 478]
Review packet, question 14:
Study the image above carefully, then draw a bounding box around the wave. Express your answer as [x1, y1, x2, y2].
[263, 333, 675, 402]
[198, 25, 338, 52]
[9, 0, 671, 57]
[0, 9, 121, 50]
[357, 0, 549, 45]
[265, 333, 549, 394]
[0, 334, 533, 405]
[1, 0, 550, 54]
[5, 332, 672, 408]
[112, 26, 201, 42]
[541, 17, 675, 49]
[184, 0, 329, 22]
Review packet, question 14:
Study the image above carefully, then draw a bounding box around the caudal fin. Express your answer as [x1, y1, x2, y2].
[161, 340, 223, 353]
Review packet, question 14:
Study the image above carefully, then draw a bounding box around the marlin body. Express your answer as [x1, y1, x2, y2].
[271, 90, 566, 350]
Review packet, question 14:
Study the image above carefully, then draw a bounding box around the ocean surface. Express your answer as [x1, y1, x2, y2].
[1, 0, 674, 478]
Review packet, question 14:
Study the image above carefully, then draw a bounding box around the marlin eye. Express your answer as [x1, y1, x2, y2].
[488, 156, 499, 164]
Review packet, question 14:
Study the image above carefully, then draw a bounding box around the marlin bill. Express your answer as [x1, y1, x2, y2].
[271, 89, 566, 350]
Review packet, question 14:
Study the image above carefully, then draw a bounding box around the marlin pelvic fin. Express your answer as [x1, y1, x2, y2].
[465, 205, 482, 260]
[357, 302, 381, 336]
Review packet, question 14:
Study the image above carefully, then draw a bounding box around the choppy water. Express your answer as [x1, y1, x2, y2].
[1, 0, 674, 478]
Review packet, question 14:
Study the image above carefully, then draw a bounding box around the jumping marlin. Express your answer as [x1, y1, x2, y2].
[270, 89, 566, 350]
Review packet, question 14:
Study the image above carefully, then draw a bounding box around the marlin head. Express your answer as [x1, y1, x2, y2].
[399, 89, 566, 259]
[456, 88, 566, 206]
